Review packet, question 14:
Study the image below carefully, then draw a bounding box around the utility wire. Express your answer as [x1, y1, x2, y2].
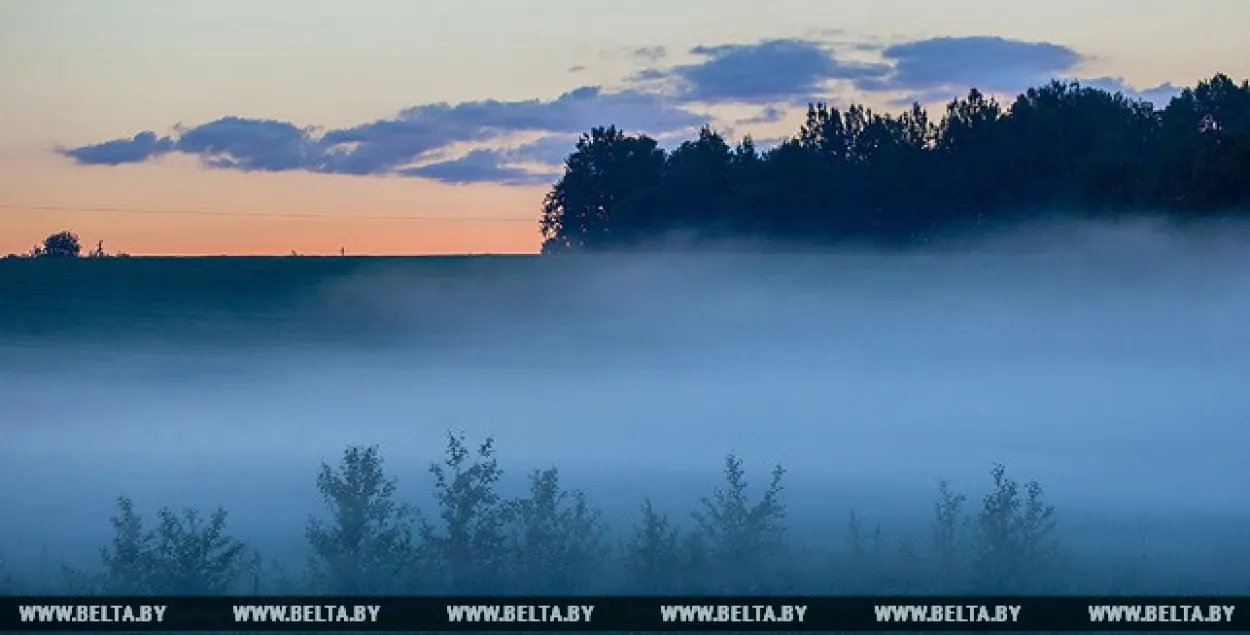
[0, 203, 537, 223]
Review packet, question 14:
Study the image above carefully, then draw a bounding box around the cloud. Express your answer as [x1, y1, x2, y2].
[401, 150, 559, 186]
[568, 65, 586, 73]
[856, 37, 1182, 107]
[57, 34, 1186, 188]
[863, 36, 1082, 100]
[1082, 77, 1183, 106]
[174, 117, 318, 172]
[632, 46, 667, 62]
[652, 39, 887, 104]
[57, 131, 175, 165]
[510, 134, 581, 166]
[58, 87, 706, 183]
[737, 105, 788, 126]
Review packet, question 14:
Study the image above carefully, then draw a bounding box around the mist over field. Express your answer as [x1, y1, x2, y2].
[2, 220, 1250, 592]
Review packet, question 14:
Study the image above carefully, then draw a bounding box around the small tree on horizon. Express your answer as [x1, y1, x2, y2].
[31, 231, 82, 258]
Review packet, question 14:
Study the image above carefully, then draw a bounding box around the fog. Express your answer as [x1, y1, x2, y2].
[2, 220, 1249, 585]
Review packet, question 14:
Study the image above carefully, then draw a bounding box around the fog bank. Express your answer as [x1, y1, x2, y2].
[2, 221, 1249, 574]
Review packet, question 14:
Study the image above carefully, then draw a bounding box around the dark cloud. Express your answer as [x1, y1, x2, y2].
[864, 36, 1082, 97]
[630, 68, 669, 82]
[175, 117, 316, 172]
[401, 150, 559, 187]
[57, 131, 174, 165]
[633, 46, 667, 62]
[737, 105, 788, 126]
[58, 87, 705, 184]
[860, 37, 1181, 107]
[659, 39, 887, 104]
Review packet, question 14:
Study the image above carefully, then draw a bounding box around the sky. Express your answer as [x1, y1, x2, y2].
[1, 0, 1248, 255]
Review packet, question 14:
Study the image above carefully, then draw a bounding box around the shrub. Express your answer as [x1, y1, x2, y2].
[507, 468, 609, 593]
[691, 453, 787, 592]
[971, 463, 1061, 592]
[419, 433, 509, 592]
[624, 500, 680, 592]
[306, 445, 416, 594]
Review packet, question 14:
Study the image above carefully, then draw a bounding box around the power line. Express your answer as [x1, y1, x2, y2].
[0, 203, 537, 223]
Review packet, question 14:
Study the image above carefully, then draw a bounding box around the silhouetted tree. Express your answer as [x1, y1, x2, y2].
[540, 126, 665, 251]
[32, 231, 82, 258]
[539, 74, 1250, 250]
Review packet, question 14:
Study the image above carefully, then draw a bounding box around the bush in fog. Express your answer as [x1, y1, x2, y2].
[306, 446, 416, 594]
[98, 498, 153, 593]
[28, 435, 1098, 595]
[506, 468, 610, 592]
[836, 510, 890, 591]
[931, 478, 969, 590]
[96, 497, 248, 594]
[689, 454, 787, 592]
[971, 463, 1062, 592]
[624, 500, 681, 592]
[418, 433, 510, 592]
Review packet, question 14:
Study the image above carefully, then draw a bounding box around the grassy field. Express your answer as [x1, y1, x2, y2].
[0, 256, 548, 343]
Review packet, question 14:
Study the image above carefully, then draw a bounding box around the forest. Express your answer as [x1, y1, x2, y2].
[539, 74, 1250, 252]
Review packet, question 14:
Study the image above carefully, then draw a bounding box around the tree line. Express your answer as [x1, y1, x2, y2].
[540, 74, 1250, 252]
[0, 433, 1141, 597]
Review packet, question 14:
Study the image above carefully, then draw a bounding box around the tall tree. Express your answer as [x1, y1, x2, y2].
[539, 126, 665, 252]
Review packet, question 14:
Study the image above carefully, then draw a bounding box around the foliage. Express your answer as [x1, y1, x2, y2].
[506, 467, 609, 592]
[540, 74, 1250, 250]
[931, 478, 969, 590]
[306, 445, 416, 594]
[419, 432, 509, 592]
[146, 506, 249, 594]
[971, 463, 1062, 592]
[42, 438, 1250, 595]
[97, 496, 248, 594]
[31, 231, 82, 258]
[691, 453, 787, 592]
[623, 500, 680, 591]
